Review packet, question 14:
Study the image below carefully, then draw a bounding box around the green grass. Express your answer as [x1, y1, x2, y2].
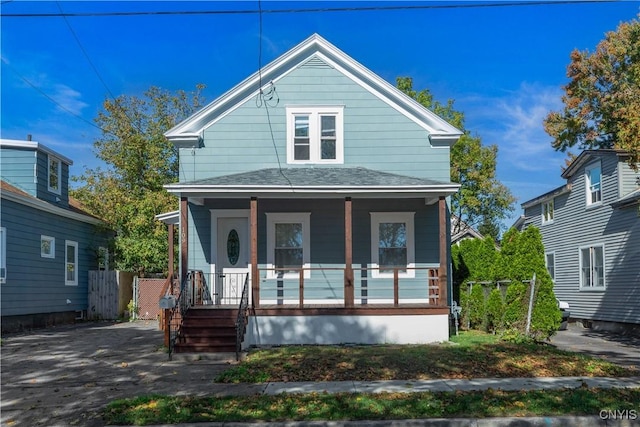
[103, 387, 640, 425]
[215, 331, 636, 383]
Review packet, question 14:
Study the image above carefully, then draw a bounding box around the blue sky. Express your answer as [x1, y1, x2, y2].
[2, 1, 639, 228]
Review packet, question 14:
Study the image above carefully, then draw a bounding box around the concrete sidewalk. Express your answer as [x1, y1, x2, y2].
[2, 321, 639, 427]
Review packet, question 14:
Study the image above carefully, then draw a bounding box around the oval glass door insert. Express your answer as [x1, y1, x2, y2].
[227, 229, 240, 265]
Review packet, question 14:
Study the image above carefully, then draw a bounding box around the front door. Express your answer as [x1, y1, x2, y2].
[216, 217, 249, 305]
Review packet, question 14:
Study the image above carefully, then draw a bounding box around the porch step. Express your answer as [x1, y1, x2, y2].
[174, 308, 241, 354]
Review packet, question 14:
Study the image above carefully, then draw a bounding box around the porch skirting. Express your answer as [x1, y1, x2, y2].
[243, 310, 449, 347]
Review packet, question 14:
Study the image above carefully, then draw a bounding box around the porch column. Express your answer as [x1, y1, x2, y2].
[438, 196, 449, 307]
[344, 197, 354, 307]
[250, 197, 259, 308]
[180, 197, 188, 286]
[168, 223, 175, 293]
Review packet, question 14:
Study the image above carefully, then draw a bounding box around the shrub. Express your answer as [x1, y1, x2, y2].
[458, 283, 470, 329]
[468, 284, 486, 329]
[485, 288, 504, 333]
[503, 282, 527, 330]
[530, 275, 562, 341]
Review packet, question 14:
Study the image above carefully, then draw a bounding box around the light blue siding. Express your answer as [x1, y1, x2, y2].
[524, 152, 640, 324]
[35, 151, 71, 207]
[0, 147, 37, 195]
[187, 198, 441, 303]
[0, 198, 111, 317]
[181, 61, 450, 183]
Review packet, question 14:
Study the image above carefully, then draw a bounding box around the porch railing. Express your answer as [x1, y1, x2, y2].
[167, 270, 207, 360]
[257, 266, 443, 308]
[235, 274, 250, 361]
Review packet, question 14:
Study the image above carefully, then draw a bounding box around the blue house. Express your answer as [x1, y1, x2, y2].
[160, 34, 463, 349]
[1, 138, 112, 332]
[517, 149, 640, 333]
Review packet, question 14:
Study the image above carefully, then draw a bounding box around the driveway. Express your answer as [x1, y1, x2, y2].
[549, 322, 640, 368]
[0, 321, 238, 427]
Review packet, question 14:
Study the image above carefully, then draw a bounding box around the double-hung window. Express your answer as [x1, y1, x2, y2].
[286, 106, 343, 164]
[0, 227, 6, 283]
[98, 246, 109, 270]
[579, 244, 605, 289]
[545, 252, 555, 281]
[542, 199, 554, 224]
[266, 213, 311, 279]
[48, 155, 61, 194]
[65, 240, 78, 286]
[370, 212, 415, 278]
[585, 162, 602, 206]
[41, 235, 55, 258]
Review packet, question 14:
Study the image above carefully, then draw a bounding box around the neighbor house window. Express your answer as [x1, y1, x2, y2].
[580, 244, 605, 289]
[266, 213, 311, 279]
[98, 246, 109, 270]
[286, 106, 344, 164]
[0, 227, 6, 283]
[370, 212, 415, 278]
[41, 235, 55, 258]
[65, 240, 78, 286]
[542, 199, 554, 224]
[545, 252, 555, 281]
[48, 155, 61, 194]
[585, 162, 602, 206]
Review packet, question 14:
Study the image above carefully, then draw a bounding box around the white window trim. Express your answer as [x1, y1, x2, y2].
[266, 212, 311, 279]
[579, 243, 606, 290]
[545, 251, 555, 282]
[65, 240, 79, 286]
[48, 155, 62, 195]
[286, 106, 344, 164]
[541, 199, 554, 224]
[0, 227, 6, 284]
[41, 235, 56, 258]
[585, 161, 602, 207]
[98, 246, 109, 271]
[370, 212, 415, 279]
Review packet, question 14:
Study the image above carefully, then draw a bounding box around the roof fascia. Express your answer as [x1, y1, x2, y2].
[0, 139, 74, 165]
[521, 184, 572, 209]
[2, 190, 103, 225]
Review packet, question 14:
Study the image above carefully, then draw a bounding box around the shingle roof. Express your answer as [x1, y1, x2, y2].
[178, 167, 452, 188]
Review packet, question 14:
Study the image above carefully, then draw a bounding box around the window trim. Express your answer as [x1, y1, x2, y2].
[65, 240, 79, 286]
[370, 212, 415, 279]
[541, 199, 554, 224]
[41, 235, 56, 258]
[579, 243, 606, 290]
[98, 246, 109, 271]
[266, 212, 311, 279]
[286, 106, 344, 164]
[585, 161, 602, 207]
[545, 251, 555, 282]
[0, 227, 6, 284]
[48, 155, 62, 195]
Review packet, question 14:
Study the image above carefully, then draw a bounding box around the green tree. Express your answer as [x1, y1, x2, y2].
[72, 85, 205, 275]
[544, 15, 640, 169]
[396, 77, 516, 239]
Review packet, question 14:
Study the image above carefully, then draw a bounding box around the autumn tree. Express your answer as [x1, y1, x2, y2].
[396, 77, 515, 240]
[544, 15, 640, 169]
[72, 85, 205, 275]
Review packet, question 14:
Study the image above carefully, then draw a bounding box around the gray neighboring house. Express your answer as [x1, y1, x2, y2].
[1, 138, 112, 333]
[516, 149, 640, 333]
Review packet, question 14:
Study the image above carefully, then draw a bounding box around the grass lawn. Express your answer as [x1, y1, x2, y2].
[102, 331, 640, 425]
[215, 331, 637, 383]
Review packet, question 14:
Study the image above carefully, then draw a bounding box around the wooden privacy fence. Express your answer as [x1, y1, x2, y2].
[88, 271, 134, 320]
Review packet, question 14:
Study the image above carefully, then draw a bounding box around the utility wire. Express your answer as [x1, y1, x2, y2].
[1, 57, 105, 133]
[0, 1, 616, 17]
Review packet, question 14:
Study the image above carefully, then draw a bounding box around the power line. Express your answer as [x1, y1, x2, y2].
[0, 1, 616, 18]
[1, 57, 105, 133]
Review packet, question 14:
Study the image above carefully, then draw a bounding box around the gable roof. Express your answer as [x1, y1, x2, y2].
[165, 167, 459, 199]
[561, 149, 628, 179]
[0, 138, 73, 165]
[164, 34, 462, 147]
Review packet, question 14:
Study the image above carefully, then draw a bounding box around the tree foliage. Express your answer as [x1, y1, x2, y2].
[544, 15, 640, 169]
[396, 77, 516, 240]
[72, 85, 205, 275]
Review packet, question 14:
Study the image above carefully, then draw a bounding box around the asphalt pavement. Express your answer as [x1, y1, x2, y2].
[1, 320, 639, 427]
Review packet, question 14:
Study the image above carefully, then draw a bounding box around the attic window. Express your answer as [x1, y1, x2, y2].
[48, 155, 61, 194]
[286, 106, 344, 164]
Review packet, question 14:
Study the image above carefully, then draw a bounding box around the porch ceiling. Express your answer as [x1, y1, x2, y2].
[164, 167, 460, 199]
